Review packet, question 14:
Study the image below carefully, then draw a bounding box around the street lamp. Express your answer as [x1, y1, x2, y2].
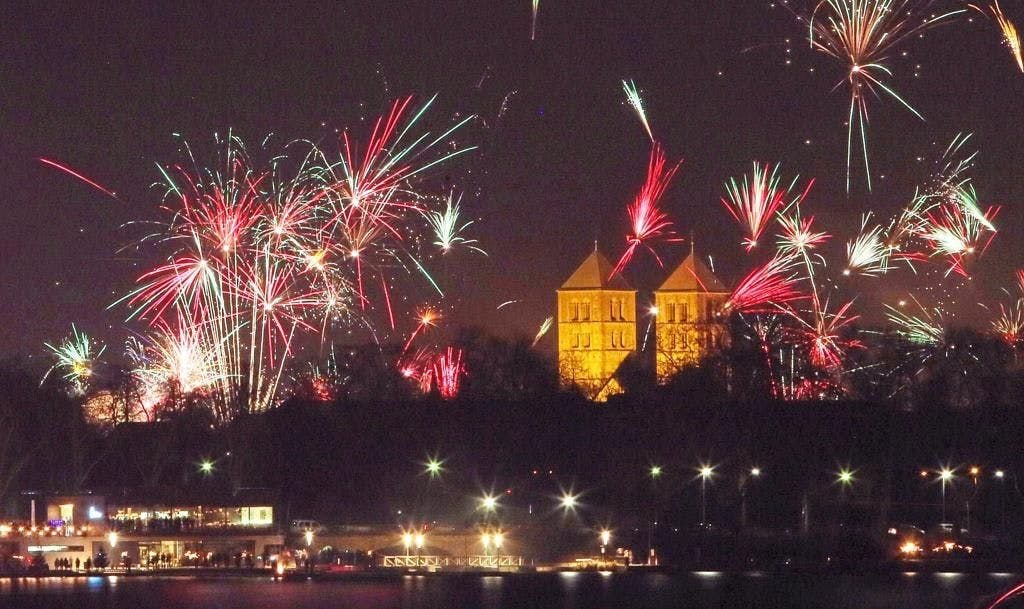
[305, 529, 314, 548]
[599, 529, 611, 556]
[837, 469, 855, 486]
[741, 467, 762, 528]
[480, 494, 499, 513]
[424, 457, 444, 479]
[995, 470, 1007, 529]
[647, 466, 661, 566]
[698, 464, 715, 525]
[939, 468, 954, 523]
[402, 532, 413, 557]
[481, 532, 492, 556]
[493, 532, 503, 553]
[199, 460, 214, 476]
[107, 530, 118, 549]
[559, 491, 579, 513]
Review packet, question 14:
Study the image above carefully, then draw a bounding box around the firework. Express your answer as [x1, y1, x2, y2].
[973, 1, 1024, 72]
[885, 301, 944, 346]
[610, 144, 683, 277]
[43, 324, 106, 395]
[845, 216, 890, 276]
[725, 255, 805, 313]
[38, 157, 118, 199]
[402, 306, 442, 356]
[129, 316, 223, 408]
[722, 162, 810, 251]
[112, 97, 473, 421]
[533, 316, 554, 347]
[786, 299, 863, 371]
[919, 185, 999, 276]
[424, 192, 486, 255]
[776, 211, 829, 257]
[622, 79, 654, 141]
[991, 300, 1023, 346]
[433, 347, 465, 399]
[531, 0, 540, 40]
[804, 0, 963, 190]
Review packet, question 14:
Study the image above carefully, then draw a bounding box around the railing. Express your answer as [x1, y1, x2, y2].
[380, 555, 523, 569]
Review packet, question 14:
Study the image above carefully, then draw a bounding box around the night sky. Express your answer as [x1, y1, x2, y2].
[2, 1, 1022, 359]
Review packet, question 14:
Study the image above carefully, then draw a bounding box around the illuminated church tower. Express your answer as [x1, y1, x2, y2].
[654, 245, 730, 382]
[557, 247, 637, 401]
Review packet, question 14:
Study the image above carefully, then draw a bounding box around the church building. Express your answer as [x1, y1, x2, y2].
[556, 248, 637, 401]
[556, 244, 730, 400]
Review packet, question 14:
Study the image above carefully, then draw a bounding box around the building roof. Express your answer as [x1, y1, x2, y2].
[658, 252, 729, 293]
[560, 249, 634, 290]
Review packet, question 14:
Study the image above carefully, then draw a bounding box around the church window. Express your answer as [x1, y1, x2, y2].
[680, 302, 689, 322]
[581, 302, 591, 321]
[667, 303, 676, 323]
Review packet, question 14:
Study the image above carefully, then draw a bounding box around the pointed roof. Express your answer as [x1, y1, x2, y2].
[658, 252, 728, 293]
[560, 249, 633, 290]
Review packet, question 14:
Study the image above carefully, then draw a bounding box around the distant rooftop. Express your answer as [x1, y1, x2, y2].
[560, 248, 633, 290]
[658, 252, 728, 293]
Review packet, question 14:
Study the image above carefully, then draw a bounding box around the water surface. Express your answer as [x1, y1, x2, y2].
[0, 571, 1021, 609]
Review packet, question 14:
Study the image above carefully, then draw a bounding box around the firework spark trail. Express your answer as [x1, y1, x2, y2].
[531, 0, 540, 40]
[722, 162, 810, 251]
[42, 324, 106, 395]
[786, 299, 863, 371]
[991, 300, 1024, 346]
[622, 80, 654, 141]
[885, 299, 944, 346]
[845, 215, 890, 276]
[128, 314, 225, 416]
[401, 307, 441, 357]
[433, 347, 465, 399]
[110, 98, 473, 421]
[919, 187, 1000, 276]
[610, 144, 683, 278]
[424, 192, 486, 255]
[725, 255, 805, 313]
[803, 0, 964, 191]
[532, 316, 554, 347]
[38, 158, 118, 199]
[973, 1, 1024, 72]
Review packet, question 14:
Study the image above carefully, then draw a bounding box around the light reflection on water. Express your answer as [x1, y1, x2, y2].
[0, 571, 1016, 609]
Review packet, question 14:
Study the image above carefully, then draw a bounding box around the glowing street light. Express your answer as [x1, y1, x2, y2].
[481, 532, 492, 556]
[559, 491, 579, 512]
[424, 457, 444, 479]
[995, 469, 1006, 479]
[649, 465, 662, 479]
[402, 532, 413, 557]
[107, 530, 118, 549]
[415, 532, 425, 551]
[493, 531, 504, 551]
[599, 529, 611, 555]
[305, 529, 314, 549]
[697, 464, 715, 525]
[837, 469, 855, 486]
[750, 467, 761, 477]
[479, 494, 499, 513]
[199, 460, 214, 475]
[939, 467, 955, 523]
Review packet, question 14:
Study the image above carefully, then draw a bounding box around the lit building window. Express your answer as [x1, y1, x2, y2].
[681, 302, 689, 322]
